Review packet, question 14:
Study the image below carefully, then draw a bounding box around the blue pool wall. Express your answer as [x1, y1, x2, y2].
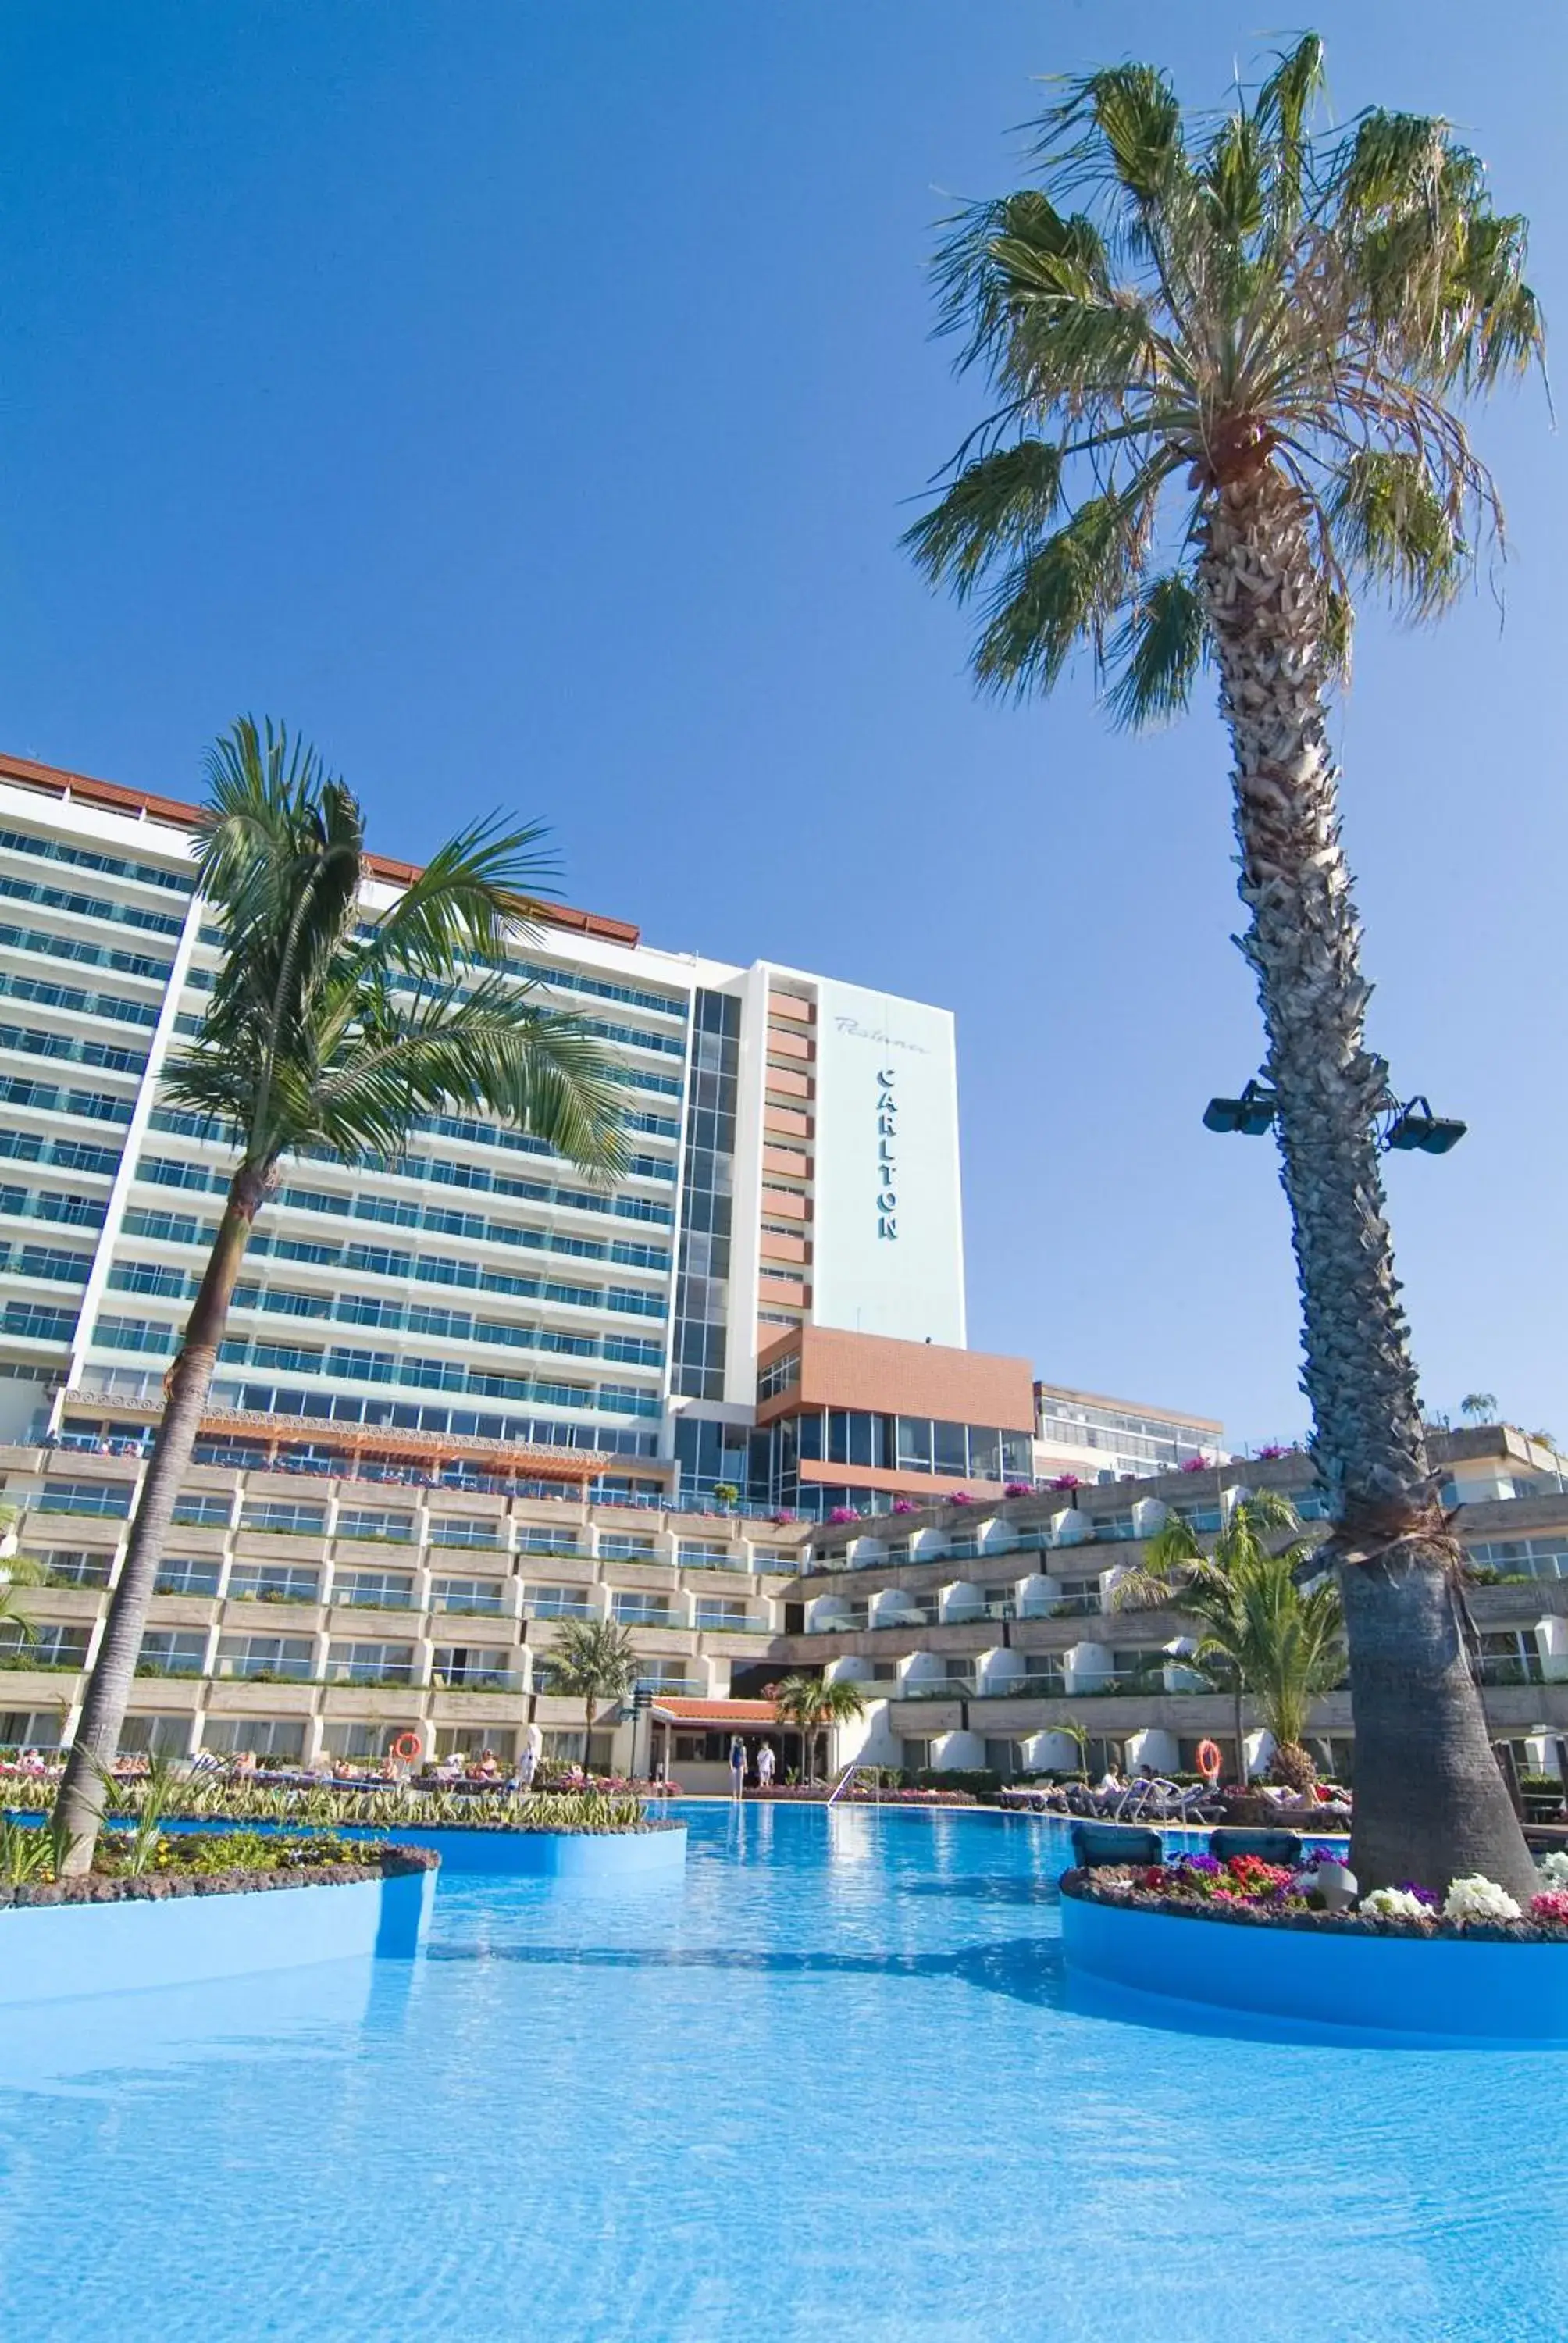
[0, 1867, 435, 2009]
[1060, 1889, 1568, 2045]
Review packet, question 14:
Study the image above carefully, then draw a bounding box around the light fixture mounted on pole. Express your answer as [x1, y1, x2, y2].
[1203, 1077, 1466, 1155]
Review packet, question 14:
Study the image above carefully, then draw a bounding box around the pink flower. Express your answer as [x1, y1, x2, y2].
[950, 1491, 972, 1506]
[1004, 1481, 1032, 1497]
[1049, 1474, 1081, 1492]
[1530, 1890, 1568, 1922]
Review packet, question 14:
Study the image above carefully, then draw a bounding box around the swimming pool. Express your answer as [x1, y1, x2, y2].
[0, 1801, 1563, 2341]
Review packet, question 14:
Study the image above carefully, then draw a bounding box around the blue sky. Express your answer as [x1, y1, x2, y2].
[2, 2, 1564, 1450]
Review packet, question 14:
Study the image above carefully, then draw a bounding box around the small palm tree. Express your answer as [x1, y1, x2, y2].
[543, 1618, 640, 1777]
[1114, 1493, 1345, 1789]
[905, 38, 1542, 1895]
[770, 1672, 866, 1785]
[1460, 1393, 1499, 1425]
[0, 1509, 45, 1654]
[52, 719, 629, 1869]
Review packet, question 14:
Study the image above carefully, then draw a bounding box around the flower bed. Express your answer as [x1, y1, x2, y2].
[1, 1832, 436, 1906]
[1067, 1849, 1568, 1941]
[1059, 1850, 1568, 2045]
[0, 1836, 438, 2007]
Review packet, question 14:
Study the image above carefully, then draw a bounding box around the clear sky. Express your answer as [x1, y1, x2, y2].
[2, 2, 1563, 1452]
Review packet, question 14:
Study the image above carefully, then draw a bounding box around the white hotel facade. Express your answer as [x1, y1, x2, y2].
[0, 751, 968, 1482]
[0, 750, 985, 1772]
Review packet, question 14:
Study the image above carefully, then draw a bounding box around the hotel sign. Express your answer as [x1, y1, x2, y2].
[809, 977, 966, 1347]
[875, 1067, 897, 1239]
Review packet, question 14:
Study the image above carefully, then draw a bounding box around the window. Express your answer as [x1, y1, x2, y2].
[678, 1542, 738, 1571]
[431, 1645, 515, 1689]
[612, 1592, 672, 1626]
[516, 1525, 583, 1557]
[323, 1721, 401, 1760]
[333, 1570, 414, 1610]
[38, 1478, 133, 1518]
[155, 1557, 221, 1596]
[137, 1630, 206, 1677]
[0, 1623, 88, 1669]
[672, 990, 740, 1400]
[171, 1492, 232, 1528]
[239, 1500, 326, 1536]
[433, 1724, 517, 1762]
[428, 1516, 501, 1550]
[201, 1717, 306, 1761]
[214, 1635, 313, 1680]
[433, 1576, 508, 1615]
[325, 1641, 415, 1685]
[334, 1507, 415, 1543]
[757, 1347, 800, 1401]
[523, 1585, 592, 1619]
[40, 1548, 114, 1588]
[600, 1534, 658, 1562]
[119, 1714, 190, 1756]
[695, 1598, 750, 1630]
[229, 1563, 319, 1605]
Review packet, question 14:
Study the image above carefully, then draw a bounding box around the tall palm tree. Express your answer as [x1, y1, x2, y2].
[52, 719, 629, 1868]
[1114, 1492, 1345, 1789]
[770, 1672, 866, 1785]
[905, 39, 1542, 1894]
[543, 1618, 640, 1775]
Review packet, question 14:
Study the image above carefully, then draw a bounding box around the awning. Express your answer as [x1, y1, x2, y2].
[650, 1698, 781, 1729]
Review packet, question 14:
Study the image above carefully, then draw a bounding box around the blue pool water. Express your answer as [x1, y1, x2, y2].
[0, 1802, 1563, 2341]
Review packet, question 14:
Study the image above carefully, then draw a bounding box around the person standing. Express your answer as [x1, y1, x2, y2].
[755, 1742, 776, 1792]
[516, 1720, 542, 1792]
[729, 1735, 747, 1801]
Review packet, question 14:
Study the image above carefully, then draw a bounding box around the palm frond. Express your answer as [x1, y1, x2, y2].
[1104, 569, 1206, 728]
[1331, 449, 1466, 618]
[901, 440, 1065, 596]
[359, 812, 560, 979]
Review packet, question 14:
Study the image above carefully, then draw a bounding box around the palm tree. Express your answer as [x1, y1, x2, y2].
[52, 719, 629, 1869]
[1114, 1492, 1345, 1789]
[904, 39, 1542, 1894]
[0, 1510, 45, 1655]
[1460, 1393, 1498, 1425]
[770, 1672, 866, 1785]
[543, 1618, 640, 1777]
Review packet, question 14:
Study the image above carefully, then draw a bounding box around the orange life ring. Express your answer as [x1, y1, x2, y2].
[1195, 1739, 1223, 1783]
[391, 1731, 422, 1763]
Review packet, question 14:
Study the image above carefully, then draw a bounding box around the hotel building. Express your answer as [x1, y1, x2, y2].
[781, 1424, 1568, 1788]
[0, 749, 1024, 1775]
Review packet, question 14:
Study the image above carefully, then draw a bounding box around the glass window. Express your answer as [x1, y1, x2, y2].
[969, 1429, 1001, 1483]
[847, 1412, 875, 1470]
[155, 1557, 221, 1596]
[897, 1417, 932, 1472]
[1001, 1432, 1033, 1479]
[796, 1411, 823, 1462]
[229, 1563, 320, 1604]
[932, 1421, 968, 1476]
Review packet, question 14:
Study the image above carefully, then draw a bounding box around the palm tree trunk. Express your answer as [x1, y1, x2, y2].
[52, 1161, 272, 1873]
[1234, 1687, 1245, 1788]
[1198, 466, 1535, 1897]
[583, 1697, 598, 1780]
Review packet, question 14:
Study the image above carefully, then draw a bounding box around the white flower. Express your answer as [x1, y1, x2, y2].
[1443, 1874, 1522, 1925]
[1360, 1886, 1433, 1922]
[1538, 1850, 1568, 1890]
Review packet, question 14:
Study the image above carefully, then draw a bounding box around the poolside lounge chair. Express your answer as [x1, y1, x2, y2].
[1208, 1827, 1303, 1866]
[1069, 1821, 1164, 1870]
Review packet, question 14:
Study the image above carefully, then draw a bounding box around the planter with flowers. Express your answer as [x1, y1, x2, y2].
[1060, 1847, 1568, 2045]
